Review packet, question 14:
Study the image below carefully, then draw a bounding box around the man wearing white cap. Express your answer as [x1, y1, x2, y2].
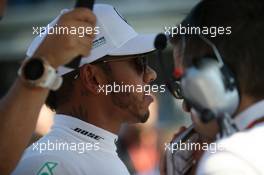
[0, 1, 95, 174]
[13, 4, 157, 175]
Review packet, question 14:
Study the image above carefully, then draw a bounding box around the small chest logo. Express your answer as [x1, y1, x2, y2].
[72, 127, 104, 141]
[37, 162, 58, 175]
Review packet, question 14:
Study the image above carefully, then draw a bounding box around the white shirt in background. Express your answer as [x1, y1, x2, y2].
[197, 100, 264, 175]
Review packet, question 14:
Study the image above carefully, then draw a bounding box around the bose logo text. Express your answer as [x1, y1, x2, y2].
[72, 128, 104, 141]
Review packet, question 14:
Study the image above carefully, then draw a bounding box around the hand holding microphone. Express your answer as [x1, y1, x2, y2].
[33, 0, 96, 68]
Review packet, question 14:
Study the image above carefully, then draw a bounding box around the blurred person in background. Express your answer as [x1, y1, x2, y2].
[117, 97, 160, 175]
[165, 0, 264, 174]
[129, 126, 159, 175]
[13, 4, 157, 175]
[0, 0, 96, 174]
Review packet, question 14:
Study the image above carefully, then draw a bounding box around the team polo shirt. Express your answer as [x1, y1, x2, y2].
[12, 114, 130, 175]
[197, 100, 264, 175]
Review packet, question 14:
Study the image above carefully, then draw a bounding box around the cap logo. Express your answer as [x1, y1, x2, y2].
[92, 36, 106, 49]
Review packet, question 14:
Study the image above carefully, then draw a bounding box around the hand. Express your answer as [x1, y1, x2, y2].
[33, 8, 96, 68]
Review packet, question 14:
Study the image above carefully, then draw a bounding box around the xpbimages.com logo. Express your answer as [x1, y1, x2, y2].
[32, 24, 100, 37]
[164, 24, 232, 38]
[32, 139, 100, 154]
[97, 82, 166, 95]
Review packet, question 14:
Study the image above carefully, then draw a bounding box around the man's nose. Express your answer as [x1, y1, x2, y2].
[144, 66, 157, 84]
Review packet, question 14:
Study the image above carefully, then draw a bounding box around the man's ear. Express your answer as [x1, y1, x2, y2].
[79, 64, 103, 95]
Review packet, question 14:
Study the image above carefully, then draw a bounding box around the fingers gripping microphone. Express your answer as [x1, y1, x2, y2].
[65, 0, 95, 69]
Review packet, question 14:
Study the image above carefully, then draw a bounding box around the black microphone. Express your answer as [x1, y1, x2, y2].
[154, 33, 167, 50]
[66, 0, 95, 69]
[155, 33, 178, 99]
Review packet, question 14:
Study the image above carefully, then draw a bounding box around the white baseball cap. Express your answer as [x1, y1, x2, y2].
[27, 4, 156, 75]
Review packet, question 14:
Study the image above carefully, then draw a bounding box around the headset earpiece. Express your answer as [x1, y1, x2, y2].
[181, 57, 240, 122]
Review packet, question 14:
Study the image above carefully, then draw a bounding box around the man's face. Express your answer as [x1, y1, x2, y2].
[0, 0, 6, 18]
[103, 55, 157, 123]
[173, 45, 218, 139]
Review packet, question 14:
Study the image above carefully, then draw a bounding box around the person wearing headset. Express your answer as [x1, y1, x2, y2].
[0, 1, 96, 174]
[165, 0, 264, 174]
[12, 4, 157, 175]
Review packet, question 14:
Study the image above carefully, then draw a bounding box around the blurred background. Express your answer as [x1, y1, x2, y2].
[0, 0, 200, 174]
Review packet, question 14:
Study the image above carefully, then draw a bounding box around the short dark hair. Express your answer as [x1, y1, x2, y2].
[171, 0, 264, 99]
